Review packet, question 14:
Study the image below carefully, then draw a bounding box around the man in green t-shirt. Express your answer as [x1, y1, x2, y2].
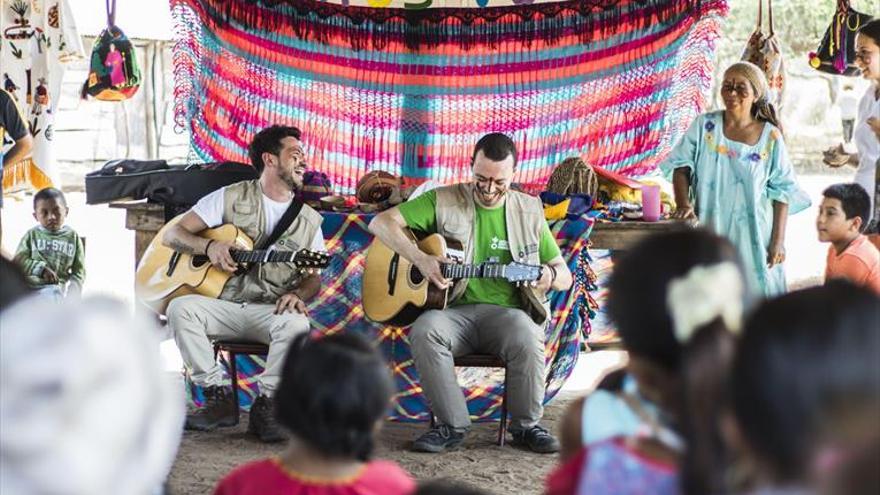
[369, 133, 572, 454]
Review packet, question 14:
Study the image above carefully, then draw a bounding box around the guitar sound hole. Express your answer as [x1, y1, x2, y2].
[409, 265, 425, 285]
[192, 255, 210, 268]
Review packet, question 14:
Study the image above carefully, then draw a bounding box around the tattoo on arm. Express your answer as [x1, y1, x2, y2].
[169, 239, 197, 255]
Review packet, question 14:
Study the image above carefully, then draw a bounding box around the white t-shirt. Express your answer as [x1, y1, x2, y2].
[839, 90, 860, 120]
[853, 86, 880, 216]
[191, 187, 326, 252]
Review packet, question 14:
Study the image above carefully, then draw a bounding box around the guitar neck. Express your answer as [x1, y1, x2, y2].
[230, 250, 294, 263]
[442, 263, 512, 280]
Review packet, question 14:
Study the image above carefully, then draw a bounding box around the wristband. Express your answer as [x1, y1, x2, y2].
[549, 265, 558, 284]
[205, 239, 215, 255]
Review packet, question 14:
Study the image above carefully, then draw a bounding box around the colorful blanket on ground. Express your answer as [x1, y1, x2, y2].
[195, 212, 596, 422]
[170, 0, 728, 193]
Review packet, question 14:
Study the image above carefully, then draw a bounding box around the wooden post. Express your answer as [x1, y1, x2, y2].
[143, 41, 158, 160]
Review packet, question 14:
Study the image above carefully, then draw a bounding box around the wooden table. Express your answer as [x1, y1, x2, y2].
[109, 202, 166, 266]
[589, 218, 697, 251]
[110, 201, 696, 265]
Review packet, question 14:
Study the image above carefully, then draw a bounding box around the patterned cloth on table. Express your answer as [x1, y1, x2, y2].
[191, 211, 596, 422]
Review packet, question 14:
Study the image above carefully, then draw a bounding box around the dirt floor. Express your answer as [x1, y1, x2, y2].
[168, 393, 575, 495]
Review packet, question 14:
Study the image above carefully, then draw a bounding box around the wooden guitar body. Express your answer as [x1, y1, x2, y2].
[362, 233, 452, 326]
[135, 215, 253, 315]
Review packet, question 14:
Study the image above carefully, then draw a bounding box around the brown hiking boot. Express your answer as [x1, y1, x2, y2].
[248, 395, 288, 443]
[184, 385, 237, 431]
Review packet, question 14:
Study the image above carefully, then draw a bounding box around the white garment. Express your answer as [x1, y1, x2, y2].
[191, 186, 326, 251]
[1, 0, 84, 190]
[853, 85, 880, 218]
[0, 296, 184, 495]
[838, 89, 859, 120]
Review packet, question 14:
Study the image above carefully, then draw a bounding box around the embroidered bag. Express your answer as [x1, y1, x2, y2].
[741, 0, 785, 108]
[546, 156, 599, 198]
[81, 0, 141, 101]
[808, 1, 873, 77]
[300, 170, 334, 208]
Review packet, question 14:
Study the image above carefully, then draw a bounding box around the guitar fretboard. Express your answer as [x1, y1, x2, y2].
[230, 250, 294, 263]
[442, 263, 508, 279]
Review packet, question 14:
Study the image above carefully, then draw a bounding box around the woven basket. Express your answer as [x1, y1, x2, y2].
[546, 157, 599, 197]
[356, 170, 401, 204]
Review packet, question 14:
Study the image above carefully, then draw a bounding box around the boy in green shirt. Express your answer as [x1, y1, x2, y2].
[14, 188, 85, 298]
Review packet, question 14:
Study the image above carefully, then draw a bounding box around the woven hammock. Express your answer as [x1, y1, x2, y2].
[171, 0, 728, 193]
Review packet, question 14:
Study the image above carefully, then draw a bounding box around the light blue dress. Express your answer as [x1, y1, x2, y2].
[660, 111, 811, 297]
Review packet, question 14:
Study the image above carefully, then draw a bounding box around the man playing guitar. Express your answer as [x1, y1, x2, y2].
[162, 125, 324, 443]
[368, 133, 572, 453]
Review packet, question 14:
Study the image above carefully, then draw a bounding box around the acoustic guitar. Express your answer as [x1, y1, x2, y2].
[362, 231, 542, 326]
[136, 215, 330, 315]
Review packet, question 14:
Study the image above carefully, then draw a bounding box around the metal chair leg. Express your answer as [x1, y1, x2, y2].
[498, 367, 508, 446]
[229, 351, 240, 424]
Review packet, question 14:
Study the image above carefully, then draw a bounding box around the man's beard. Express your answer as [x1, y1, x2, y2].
[279, 168, 303, 191]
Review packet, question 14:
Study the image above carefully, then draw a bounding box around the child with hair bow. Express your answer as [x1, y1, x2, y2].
[547, 229, 748, 495]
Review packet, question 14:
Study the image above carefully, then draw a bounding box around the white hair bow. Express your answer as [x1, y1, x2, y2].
[666, 262, 744, 343]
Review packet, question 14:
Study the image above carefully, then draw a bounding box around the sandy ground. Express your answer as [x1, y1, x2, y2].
[167, 349, 628, 495]
[169, 394, 575, 495]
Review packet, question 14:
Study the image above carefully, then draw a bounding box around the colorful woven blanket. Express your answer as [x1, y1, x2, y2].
[194, 212, 596, 422]
[171, 0, 727, 193]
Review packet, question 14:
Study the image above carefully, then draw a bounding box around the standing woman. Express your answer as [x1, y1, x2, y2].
[661, 61, 810, 297]
[826, 20, 880, 230]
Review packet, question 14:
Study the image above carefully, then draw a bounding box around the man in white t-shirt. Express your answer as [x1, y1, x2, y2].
[162, 125, 325, 443]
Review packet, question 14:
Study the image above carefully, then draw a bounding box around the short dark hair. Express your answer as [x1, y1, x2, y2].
[33, 187, 66, 209]
[471, 133, 517, 168]
[275, 332, 393, 461]
[822, 183, 871, 231]
[858, 18, 880, 46]
[415, 480, 491, 495]
[732, 281, 880, 482]
[247, 125, 302, 174]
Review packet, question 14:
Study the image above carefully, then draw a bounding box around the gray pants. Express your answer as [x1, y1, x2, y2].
[409, 304, 546, 431]
[166, 295, 310, 396]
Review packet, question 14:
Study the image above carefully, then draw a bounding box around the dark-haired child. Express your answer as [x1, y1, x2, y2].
[547, 229, 747, 495]
[817, 183, 880, 294]
[415, 480, 490, 495]
[727, 281, 880, 494]
[213, 333, 415, 495]
[14, 187, 85, 299]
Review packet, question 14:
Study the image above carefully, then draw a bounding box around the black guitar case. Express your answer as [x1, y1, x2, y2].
[85, 160, 258, 206]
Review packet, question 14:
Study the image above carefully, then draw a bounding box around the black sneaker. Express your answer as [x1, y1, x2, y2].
[248, 395, 288, 443]
[412, 424, 467, 453]
[511, 425, 560, 454]
[185, 385, 237, 431]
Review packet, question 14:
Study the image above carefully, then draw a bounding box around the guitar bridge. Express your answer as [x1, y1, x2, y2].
[166, 252, 181, 277]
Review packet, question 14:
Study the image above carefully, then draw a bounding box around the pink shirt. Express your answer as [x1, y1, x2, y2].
[825, 235, 880, 295]
[214, 458, 415, 495]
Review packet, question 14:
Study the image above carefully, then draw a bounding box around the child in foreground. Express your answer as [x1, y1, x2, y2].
[14, 187, 85, 299]
[726, 281, 880, 494]
[817, 183, 880, 294]
[547, 229, 747, 495]
[213, 333, 415, 495]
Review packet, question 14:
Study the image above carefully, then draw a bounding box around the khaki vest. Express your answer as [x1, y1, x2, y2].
[434, 183, 551, 325]
[218, 180, 323, 303]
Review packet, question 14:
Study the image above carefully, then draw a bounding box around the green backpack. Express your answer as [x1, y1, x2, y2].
[81, 0, 140, 101]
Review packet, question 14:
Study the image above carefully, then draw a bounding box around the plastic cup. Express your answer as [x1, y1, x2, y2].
[641, 185, 661, 222]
